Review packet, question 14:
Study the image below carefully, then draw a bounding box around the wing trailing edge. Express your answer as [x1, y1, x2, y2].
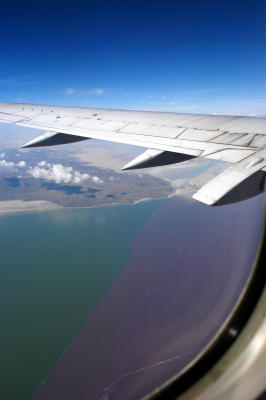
[1, 101, 266, 205]
[193, 151, 266, 205]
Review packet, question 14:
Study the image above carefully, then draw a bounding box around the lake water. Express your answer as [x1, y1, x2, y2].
[0, 200, 162, 400]
[32, 193, 265, 400]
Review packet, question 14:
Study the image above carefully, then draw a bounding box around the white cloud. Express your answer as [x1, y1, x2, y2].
[0, 154, 102, 186]
[38, 160, 48, 167]
[62, 87, 106, 96]
[109, 176, 119, 182]
[0, 159, 15, 167]
[248, 112, 266, 117]
[181, 88, 223, 95]
[17, 160, 26, 167]
[85, 88, 105, 96]
[27, 162, 91, 185]
[217, 99, 266, 116]
[92, 176, 104, 184]
[73, 172, 90, 184]
[64, 88, 75, 95]
[0, 152, 5, 158]
[0, 75, 40, 87]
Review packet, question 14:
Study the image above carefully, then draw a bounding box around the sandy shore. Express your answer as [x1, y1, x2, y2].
[0, 194, 173, 217]
[0, 200, 62, 216]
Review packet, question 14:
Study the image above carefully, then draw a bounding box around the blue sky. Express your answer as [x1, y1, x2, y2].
[1, 0, 266, 115]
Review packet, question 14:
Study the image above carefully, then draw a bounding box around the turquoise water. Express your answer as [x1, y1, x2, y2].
[0, 200, 162, 400]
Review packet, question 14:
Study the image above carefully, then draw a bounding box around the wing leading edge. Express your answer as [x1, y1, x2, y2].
[0, 101, 266, 205]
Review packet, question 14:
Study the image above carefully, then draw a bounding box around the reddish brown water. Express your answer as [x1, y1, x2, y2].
[33, 194, 264, 400]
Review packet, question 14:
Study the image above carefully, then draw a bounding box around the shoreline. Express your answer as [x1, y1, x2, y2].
[0, 193, 176, 217]
[0, 200, 63, 217]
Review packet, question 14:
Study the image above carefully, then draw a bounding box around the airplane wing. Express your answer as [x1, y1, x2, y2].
[0, 101, 266, 205]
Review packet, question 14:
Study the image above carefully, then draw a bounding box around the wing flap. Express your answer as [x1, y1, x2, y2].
[119, 123, 185, 138]
[193, 150, 266, 205]
[203, 148, 256, 162]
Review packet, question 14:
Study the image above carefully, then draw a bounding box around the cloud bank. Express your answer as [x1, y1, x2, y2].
[91, 176, 104, 184]
[17, 160, 26, 167]
[0, 159, 15, 168]
[0, 156, 104, 185]
[28, 162, 91, 184]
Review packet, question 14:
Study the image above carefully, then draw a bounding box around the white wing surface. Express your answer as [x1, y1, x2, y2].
[0, 102, 266, 205]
